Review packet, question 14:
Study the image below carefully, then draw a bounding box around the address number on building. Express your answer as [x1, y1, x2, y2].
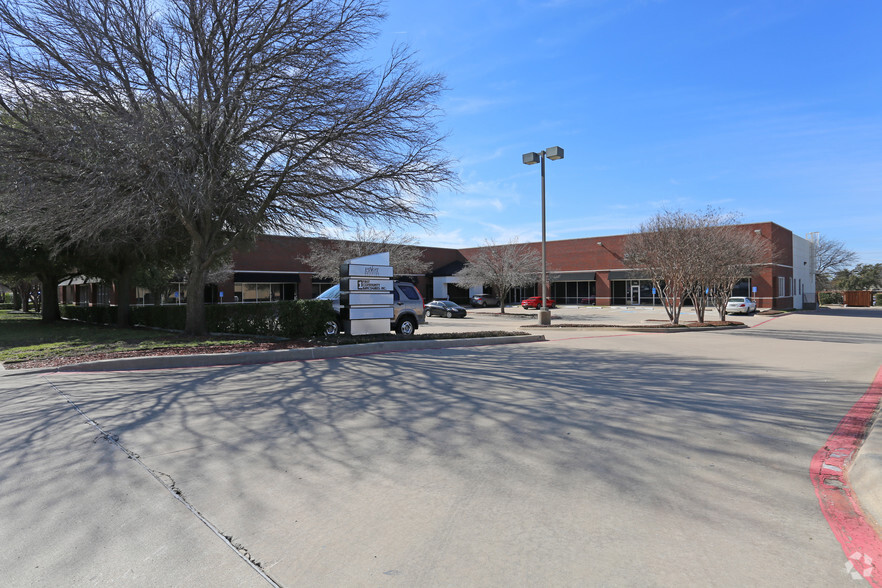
[346, 278, 393, 292]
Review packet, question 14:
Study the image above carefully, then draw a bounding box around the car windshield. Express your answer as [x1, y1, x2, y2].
[316, 284, 340, 300]
[728, 297, 745, 302]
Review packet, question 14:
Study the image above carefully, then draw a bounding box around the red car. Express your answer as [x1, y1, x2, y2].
[521, 296, 555, 309]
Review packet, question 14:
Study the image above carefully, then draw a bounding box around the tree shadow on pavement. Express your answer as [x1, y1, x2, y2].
[4, 330, 875, 584]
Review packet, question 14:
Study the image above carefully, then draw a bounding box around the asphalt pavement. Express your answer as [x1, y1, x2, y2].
[2, 305, 882, 586]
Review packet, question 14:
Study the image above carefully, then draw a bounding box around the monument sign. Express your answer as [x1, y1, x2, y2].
[340, 252, 394, 335]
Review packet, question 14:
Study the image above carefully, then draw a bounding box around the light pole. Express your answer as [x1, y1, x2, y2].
[522, 146, 564, 326]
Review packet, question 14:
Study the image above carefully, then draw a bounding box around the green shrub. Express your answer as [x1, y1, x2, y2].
[875, 293, 882, 307]
[205, 303, 278, 336]
[58, 300, 338, 338]
[277, 299, 337, 338]
[60, 304, 119, 324]
[204, 300, 336, 337]
[819, 291, 844, 305]
[131, 305, 187, 330]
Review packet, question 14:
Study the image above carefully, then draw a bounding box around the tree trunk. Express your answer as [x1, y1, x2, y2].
[184, 253, 208, 335]
[16, 284, 28, 312]
[693, 290, 707, 323]
[116, 268, 133, 328]
[37, 272, 60, 321]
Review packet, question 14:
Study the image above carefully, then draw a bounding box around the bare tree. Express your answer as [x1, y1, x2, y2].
[626, 211, 698, 325]
[704, 225, 767, 321]
[454, 239, 541, 314]
[301, 228, 431, 281]
[626, 209, 765, 324]
[813, 235, 858, 290]
[0, 0, 454, 334]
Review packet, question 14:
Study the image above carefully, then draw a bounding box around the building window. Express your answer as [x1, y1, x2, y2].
[97, 284, 112, 306]
[234, 282, 295, 303]
[135, 283, 187, 305]
[551, 281, 595, 305]
[732, 279, 751, 297]
[610, 280, 659, 305]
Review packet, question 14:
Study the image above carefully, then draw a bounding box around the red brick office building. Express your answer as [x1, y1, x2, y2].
[60, 221, 816, 311]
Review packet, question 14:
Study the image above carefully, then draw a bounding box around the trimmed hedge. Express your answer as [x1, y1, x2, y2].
[60, 300, 336, 338]
[875, 293, 882, 307]
[60, 304, 119, 324]
[132, 305, 186, 331]
[276, 300, 338, 339]
[819, 291, 844, 305]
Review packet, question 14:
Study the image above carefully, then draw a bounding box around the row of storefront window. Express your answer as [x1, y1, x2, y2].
[69, 277, 754, 306]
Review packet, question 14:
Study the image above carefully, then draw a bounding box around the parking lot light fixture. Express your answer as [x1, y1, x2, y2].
[522, 146, 564, 325]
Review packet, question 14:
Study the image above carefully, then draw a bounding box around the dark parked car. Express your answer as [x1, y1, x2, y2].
[521, 296, 555, 309]
[469, 294, 499, 307]
[425, 300, 468, 318]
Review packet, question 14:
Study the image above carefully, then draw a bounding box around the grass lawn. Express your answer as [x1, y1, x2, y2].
[0, 308, 528, 369]
[0, 309, 256, 366]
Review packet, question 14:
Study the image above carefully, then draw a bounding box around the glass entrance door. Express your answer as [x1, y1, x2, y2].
[628, 283, 640, 305]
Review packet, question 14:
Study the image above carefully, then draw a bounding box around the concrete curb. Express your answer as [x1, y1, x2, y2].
[810, 366, 882, 582]
[521, 323, 750, 333]
[851, 421, 882, 528]
[0, 334, 546, 375]
[849, 375, 882, 531]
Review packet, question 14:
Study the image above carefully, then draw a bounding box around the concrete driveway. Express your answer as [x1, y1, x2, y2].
[2, 307, 881, 586]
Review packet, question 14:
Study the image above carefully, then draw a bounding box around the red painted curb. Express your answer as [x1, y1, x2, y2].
[811, 366, 882, 585]
[750, 315, 783, 328]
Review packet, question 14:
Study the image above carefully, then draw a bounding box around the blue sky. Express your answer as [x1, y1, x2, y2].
[370, 0, 881, 264]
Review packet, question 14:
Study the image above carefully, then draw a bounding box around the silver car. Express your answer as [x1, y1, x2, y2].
[726, 296, 757, 315]
[317, 282, 426, 335]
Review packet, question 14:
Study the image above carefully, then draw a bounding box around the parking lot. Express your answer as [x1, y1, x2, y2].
[2, 307, 881, 586]
[419, 302, 774, 336]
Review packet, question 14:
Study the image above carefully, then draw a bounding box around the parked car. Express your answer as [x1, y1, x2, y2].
[579, 295, 596, 305]
[469, 293, 499, 307]
[316, 281, 426, 335]
[425, 300, 468, 318]
[726, 296, 757, 315]
[521, 296, 556, 309]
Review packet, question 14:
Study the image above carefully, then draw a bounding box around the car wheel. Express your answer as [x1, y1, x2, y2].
[446, 310, 453, 318]
[323, 319, 340, 336]
[396, 317, 416, 336]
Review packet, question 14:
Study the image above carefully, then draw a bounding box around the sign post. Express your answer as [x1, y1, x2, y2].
[340, 252, 394, 335]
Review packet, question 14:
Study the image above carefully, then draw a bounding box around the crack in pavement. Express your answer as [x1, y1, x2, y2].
[43, 375, 280, 587]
